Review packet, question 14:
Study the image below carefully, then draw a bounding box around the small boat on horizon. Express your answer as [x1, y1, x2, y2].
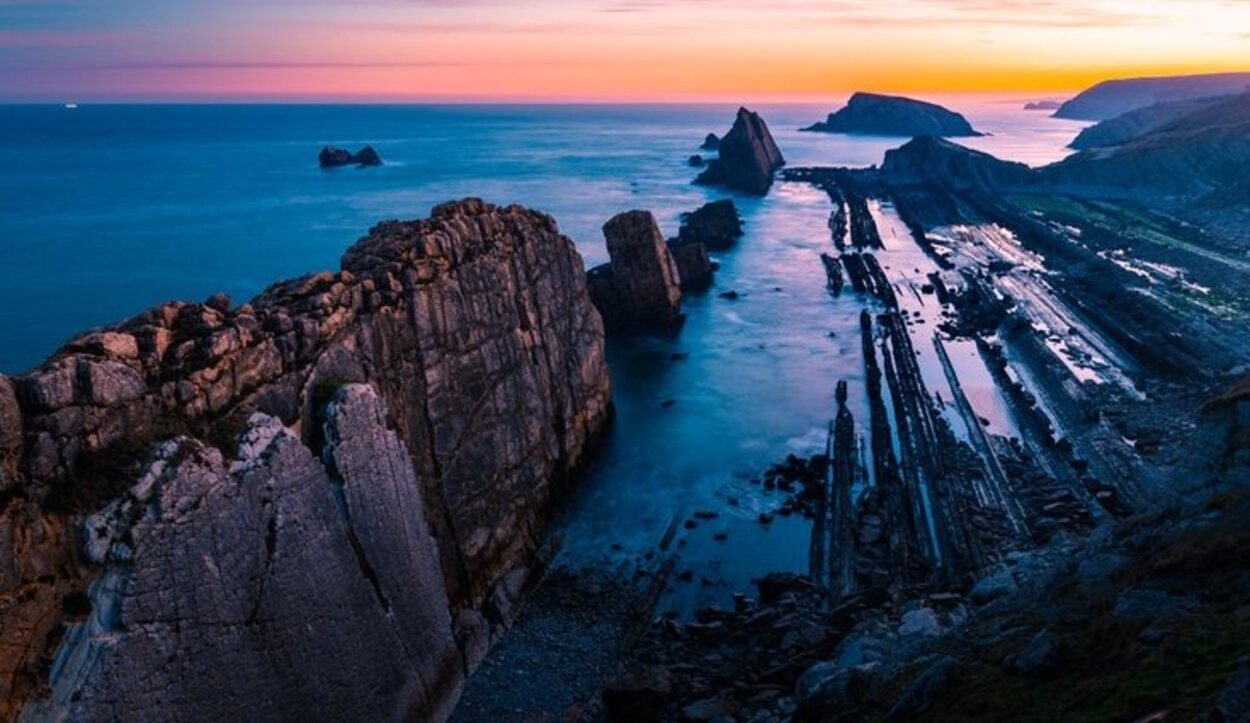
[64, 103, 79, 109]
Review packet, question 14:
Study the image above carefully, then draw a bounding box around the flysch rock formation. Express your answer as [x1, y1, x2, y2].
[695, 108, 785, 195]
[587, 210, 685, 332]
[0, 198, 613, 722]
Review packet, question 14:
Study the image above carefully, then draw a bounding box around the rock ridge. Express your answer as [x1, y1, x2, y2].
[0, 198, 613, 721]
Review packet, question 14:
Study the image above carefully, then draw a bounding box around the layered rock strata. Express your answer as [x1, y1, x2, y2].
[0, 198, 613, 721]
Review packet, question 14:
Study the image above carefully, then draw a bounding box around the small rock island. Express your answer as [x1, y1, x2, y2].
[319, 145, 383, 168]
[803, 92, 982, 137]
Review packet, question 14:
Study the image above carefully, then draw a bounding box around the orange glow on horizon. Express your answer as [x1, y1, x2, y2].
[3, 0, 1250, 101]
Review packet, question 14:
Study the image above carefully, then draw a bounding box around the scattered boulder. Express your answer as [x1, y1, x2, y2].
[587, 210, 685, 333]
[898, 607, 942, 638]
[887, 656, 959, 719]
[1007, 630, 1058, 677]
[687, 154, 705, 167]
[796, 662, 870, 713]
[319, 145, 383, 168]
[695, 108, 785, 194]
[970, 568, 1018, 605]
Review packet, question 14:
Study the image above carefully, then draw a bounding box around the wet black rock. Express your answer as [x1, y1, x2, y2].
[319, 145, 383, 168]
[687, 154, 705, 167]
[677, 199, 744, 251]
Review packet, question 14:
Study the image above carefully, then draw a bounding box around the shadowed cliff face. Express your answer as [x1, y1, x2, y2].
[0, 199, 612, 721]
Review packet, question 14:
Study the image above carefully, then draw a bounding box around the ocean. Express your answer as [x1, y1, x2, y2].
[0, 98, 1088, 613]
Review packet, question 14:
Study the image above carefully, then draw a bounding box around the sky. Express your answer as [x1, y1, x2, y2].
[2, 0, 1250, 102]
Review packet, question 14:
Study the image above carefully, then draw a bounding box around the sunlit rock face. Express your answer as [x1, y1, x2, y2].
[1, 199, 613, 722]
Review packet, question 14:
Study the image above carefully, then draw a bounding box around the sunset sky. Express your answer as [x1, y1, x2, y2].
[2, 0, 1249, 101]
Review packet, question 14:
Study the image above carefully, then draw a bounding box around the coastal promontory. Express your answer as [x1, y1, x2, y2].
[0, 199, 613, 722]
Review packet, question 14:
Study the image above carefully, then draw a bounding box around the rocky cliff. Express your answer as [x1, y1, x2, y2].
[804, 92, 982, 137]
[0, 198, 613, 721]
[1045, 93, 1250, 201]
[1053, 71, 1250, 120]
[1068, 95, 1231, 150]
[696, 108, 785, 195]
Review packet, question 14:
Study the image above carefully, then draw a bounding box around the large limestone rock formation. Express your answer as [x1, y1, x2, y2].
[587, 210, 685, 332]
[696, 108, 785, 195]
[0, 199, 612, 721]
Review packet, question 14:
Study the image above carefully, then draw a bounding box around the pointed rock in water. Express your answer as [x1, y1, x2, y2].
[695, 107, 785, 194]
[804, 92, 982, 137]
[586, 210, 684, 332]
[700, 133, 721, 150]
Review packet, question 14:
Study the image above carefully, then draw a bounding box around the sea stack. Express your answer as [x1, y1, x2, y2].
[587, 211, 685, 332]
[319, 145, 383, 168]
[804, 92, 982, 137]
[695, 107, 785, 195]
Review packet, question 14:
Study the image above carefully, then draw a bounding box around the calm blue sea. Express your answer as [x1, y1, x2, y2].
[0, 99, 1088, 610]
